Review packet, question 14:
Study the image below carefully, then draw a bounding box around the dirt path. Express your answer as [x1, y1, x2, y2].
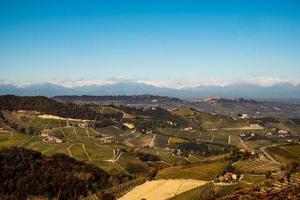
[18, 136, 35, 147]
[289, 120, 296, 125]
[167, 137, 171, 144]
[67, 144, 74, 158]
[211, 134, 215, 143]
[131, 133, 141, 141]
[240, 138, 248, 149]
[281, 146, 295, 155]
[89, 128, 100, 135]
[125, 133, 141, 147]
[82, 143, 92, 161]
[245, 134, 255, 141]
[207, 125, 263, 132]
[102, 147, 123, 162]
[155, 147, 159, 155]
[149, 134, 156, 148]
[73, 127, 78, 137]
[86, 128, 90, 137]
[198, 132, 202, 138]
[101, 148, 129, 174]
[114, 161, 130, 175]
[114, 151, 123, 162]
[60, 129, 71, 140]
[94, 143, 115, 159]
[260, 145, 284, 166]
[124, 140, 135, 147]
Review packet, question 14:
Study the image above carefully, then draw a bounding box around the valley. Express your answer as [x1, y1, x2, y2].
[1, 95, 300, 199]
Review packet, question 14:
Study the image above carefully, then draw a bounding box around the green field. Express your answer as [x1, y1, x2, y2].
[61, 127, 78, 139]
[168, 136, 187, 143]
[157, 148, 187, 165]
[156, 161, 229, 180]
[193, 111, 248, 130]
[27, 118, 67, 132]
[241, 174, 265, 184]
[245, 139, 273, 149]
[212, 133, 229, 145]
[186, 154, 205, 163]
[234, 157, 281, 173]
[138, 147, 158, 155]
[156, 128, 199, 139]
[0, 131, 31, 148]
[0, 130, 147, 174]
[129, 133, 153, 147]
[197, 132, 214, 141]
[116, 151, 149, 175]
[267, 144, 300, 165]
[229, 134, 243, 148]
[99, 106, 122, 114]
[153, 134, 170, 148]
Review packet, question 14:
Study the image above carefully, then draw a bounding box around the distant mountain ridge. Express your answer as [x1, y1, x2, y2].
[1, 82, 300, 100]
[52, 94, 181, 103]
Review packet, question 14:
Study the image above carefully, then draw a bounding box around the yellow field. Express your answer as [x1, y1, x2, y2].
[118, 179, 207, 200]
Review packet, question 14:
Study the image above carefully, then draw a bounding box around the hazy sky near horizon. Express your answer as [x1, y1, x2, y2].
[0, 0, 300, 88]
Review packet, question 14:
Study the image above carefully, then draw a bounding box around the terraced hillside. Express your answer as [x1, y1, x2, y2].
[266, 144, 300, 165]
[234, 157, 281, 173]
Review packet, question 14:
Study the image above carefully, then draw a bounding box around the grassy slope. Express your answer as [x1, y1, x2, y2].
[156, 161, 229, 181]
[267, 144, 300, 165]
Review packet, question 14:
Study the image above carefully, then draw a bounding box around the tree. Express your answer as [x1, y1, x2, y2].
[0, 148, 112, 199]
[265, 171, 272, 179]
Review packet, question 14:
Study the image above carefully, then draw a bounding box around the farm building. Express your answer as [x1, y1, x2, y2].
[238, 114, 249, 119]
[123, 123, 135, 129]
[219, 172, 237, 182]
[181, 127, 193, 131]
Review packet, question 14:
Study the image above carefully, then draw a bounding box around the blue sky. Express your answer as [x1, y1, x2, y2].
[0, 0, 300, 88]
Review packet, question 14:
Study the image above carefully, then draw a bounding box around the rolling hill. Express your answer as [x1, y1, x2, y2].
[0, 95, 99, 120]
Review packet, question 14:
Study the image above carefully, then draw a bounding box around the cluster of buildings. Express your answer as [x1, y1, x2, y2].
[78, 122, 89, 128]
[238, 113, 249, 119]
[277, 129, 289, 137]
[181, 127, 193, 131]
[41, 131, 62, 143]
[218, 172, 238, 182]
[266, 128, 294, 142]
[98, 135, 116, 144]
[240, 147, 255, 155]
[0, 128, 10, 133]
[172, 149, 183, 157]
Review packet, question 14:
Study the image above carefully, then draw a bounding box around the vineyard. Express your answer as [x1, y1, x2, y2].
[167, 182, 241, 200]
[156, 161, 229, 180]
[118, 179, 207, 200]
[234, 157, 281, 173]
[266, 144, 300, 165]
[98, 178, 146, 197]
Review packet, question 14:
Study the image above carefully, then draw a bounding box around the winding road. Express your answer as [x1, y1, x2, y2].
[260, 144, 285, 166]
